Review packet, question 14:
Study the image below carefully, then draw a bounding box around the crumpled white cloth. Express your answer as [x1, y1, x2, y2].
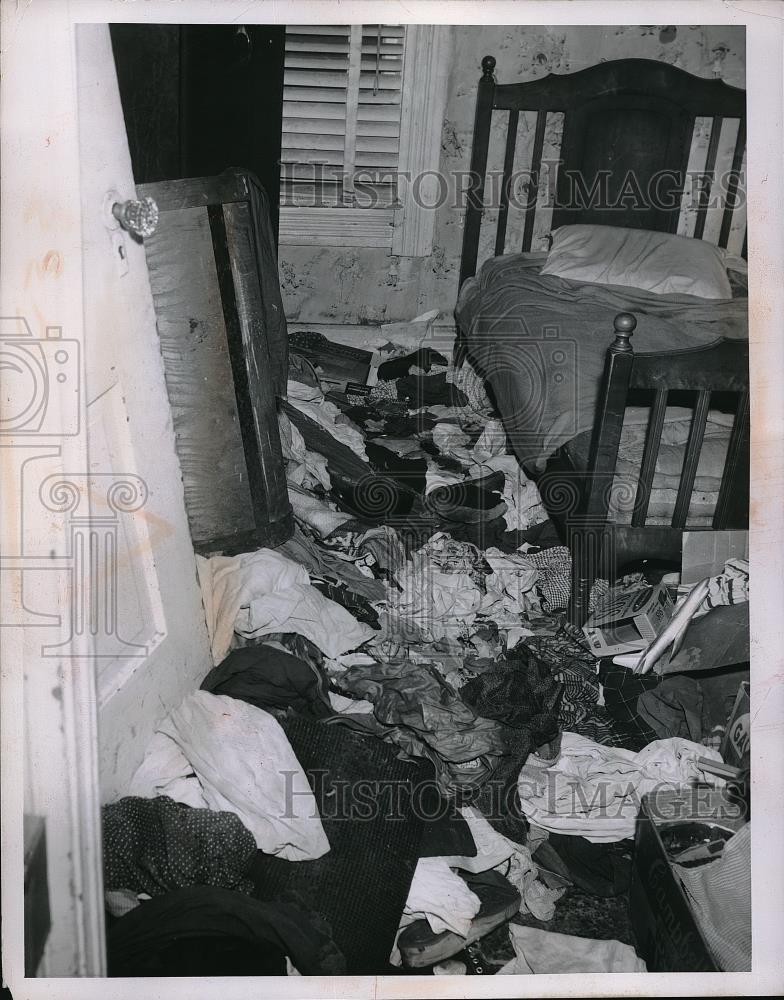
[128, 691, 330, 860]
[517, 732, 724, 842]
[286, 394, 368, 461]
[403, 857, 482, 937]
[497, 924, 646, 974]
[279, 412, 331, 490]
[390, 807, 566, 966]
[287, 484, 353, 538]
[437, 807, 563, 920]
[483, 547, 541, 615]
[471, 417, 507, 463]
[286, 377, 323, 403]
[391, 561, 482, 641]
[469, 454, 547, 531]
[504, 851, 564, 922]
[432, 422, 473, 464]
[327, 690, 375, 715]
[424, 462, 465, 496]
[196, 547, 375, 663]
[390, 849, 484, 965]
[436, 806, 518, 873]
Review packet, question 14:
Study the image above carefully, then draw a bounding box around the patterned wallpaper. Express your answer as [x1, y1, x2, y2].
[278, 24, 746, 328]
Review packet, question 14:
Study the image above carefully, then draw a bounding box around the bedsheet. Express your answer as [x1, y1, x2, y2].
[455, 253, 748, 471]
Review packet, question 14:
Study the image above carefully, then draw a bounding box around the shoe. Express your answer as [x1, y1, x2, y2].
[398, 870, 521, 969]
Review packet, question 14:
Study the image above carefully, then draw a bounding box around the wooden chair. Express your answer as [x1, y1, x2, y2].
[540, 312, 750, 625]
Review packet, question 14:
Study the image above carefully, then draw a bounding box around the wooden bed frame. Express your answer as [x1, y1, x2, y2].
[456, 57, 749, 624]
[458, 56, 747, 288]
[559, 314, 749, 622]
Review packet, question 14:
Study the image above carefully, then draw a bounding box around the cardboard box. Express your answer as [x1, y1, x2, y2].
[630, 788, 746, 972]
[583, 582, 674, 657]
[681, 529, 749, 584]
[720, 680, 750, 767]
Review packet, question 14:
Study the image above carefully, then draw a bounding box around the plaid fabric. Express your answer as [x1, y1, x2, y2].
[521, 625, 649, 749]
[462, 647, 563, 748]
[526, 546, 609, 612]
[597, 663, 660, 750]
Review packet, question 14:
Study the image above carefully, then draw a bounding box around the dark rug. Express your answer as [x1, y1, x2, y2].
[249, 714, 464, 974]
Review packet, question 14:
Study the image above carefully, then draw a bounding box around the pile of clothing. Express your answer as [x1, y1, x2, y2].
[102, 332, 747, 977]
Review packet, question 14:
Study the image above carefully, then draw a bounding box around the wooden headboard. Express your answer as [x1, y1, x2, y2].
[459, 57, 747, 287]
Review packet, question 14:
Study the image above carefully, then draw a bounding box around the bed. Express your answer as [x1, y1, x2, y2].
[454, 57, 748, 530]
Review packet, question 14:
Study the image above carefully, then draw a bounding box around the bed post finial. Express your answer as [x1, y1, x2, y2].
[481, 55, 496, 79]
[612, 312, 637, 352]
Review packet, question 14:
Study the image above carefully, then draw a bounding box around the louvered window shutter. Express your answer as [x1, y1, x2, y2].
[281, 24, 404, 208]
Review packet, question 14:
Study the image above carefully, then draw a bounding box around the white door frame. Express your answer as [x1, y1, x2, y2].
[1, 0, 106, 982]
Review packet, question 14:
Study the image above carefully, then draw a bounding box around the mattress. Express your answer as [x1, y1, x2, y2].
[563, 406, 735, 527]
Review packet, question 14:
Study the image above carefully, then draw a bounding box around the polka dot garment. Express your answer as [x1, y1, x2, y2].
[102, 795, 256, 897]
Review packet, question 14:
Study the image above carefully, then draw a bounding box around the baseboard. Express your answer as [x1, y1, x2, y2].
[286, 318, 457, 352]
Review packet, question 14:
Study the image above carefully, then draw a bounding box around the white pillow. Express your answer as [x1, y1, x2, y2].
[540, 224, 732, 299]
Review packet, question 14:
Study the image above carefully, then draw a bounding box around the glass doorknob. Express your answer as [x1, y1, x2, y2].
[111, 196, 159, 238]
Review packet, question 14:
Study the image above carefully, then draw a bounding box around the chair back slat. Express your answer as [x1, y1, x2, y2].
[521, 111, 547, 253]
[672, 390, 712, 529]
[693, 116, 723, 241]
[632, 389, 668, 527]
[719, 119, 746, 250]
[495, 109, 519, 257]
[714, 390, 750, 527]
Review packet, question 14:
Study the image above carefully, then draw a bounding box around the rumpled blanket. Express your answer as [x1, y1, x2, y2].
[456, 253, 747, 467]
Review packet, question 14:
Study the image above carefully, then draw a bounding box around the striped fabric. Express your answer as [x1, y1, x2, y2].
[675, 823, 751, 971]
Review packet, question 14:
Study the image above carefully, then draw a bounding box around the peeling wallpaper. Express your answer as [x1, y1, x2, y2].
[278, 24, 746, 328]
